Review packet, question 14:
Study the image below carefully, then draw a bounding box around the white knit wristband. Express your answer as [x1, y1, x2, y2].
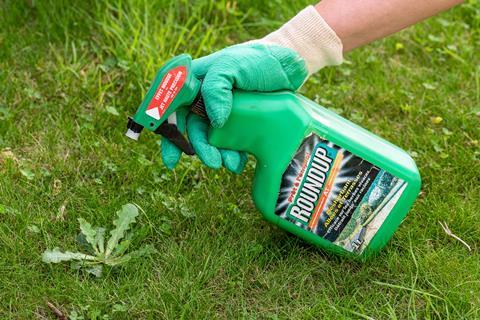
[257, 5, 343, 75]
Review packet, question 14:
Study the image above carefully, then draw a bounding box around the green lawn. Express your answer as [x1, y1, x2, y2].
[1, 0, 479, 319]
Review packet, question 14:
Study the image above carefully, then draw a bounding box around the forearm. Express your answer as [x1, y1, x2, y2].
[315, 0, 464, 52]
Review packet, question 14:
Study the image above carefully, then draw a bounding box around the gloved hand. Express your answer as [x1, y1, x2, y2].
[160, 43, 308, 173]
[160, 105, 248, 173]
[161, 6, 343, 173]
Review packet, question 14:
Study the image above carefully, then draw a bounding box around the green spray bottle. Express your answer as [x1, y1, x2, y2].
[126, 54, 421, 258]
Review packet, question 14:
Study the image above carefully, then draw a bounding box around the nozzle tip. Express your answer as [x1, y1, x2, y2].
[125, 128, 140, 140]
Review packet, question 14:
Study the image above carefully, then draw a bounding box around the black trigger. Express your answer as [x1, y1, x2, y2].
[155, 122, 195, 155]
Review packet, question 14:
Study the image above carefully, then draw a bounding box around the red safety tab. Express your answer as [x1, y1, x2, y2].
[146, 66, 187, 120]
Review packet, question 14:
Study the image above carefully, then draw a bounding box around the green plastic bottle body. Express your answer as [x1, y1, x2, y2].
[130, 55, 421, 258]
[209, 90, 421, 258]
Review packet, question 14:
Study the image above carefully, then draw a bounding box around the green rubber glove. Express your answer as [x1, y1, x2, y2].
[160, 109, 248, 174]
[161, 43, 308, 172]
[192, 43, 308, 127]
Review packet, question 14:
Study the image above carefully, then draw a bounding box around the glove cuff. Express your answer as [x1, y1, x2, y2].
[259, 5, 343, 75]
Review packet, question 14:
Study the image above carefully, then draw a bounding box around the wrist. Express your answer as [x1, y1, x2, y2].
[257, 5, 343, 75]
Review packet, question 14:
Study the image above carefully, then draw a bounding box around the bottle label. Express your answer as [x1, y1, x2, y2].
[275, 133, 407, 253]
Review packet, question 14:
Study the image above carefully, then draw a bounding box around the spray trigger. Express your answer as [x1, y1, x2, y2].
[126, 54, 203, 156]
[155, 121, 195, 155]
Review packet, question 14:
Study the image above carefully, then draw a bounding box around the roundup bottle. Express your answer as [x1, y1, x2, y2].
[126, 54, 421, 258]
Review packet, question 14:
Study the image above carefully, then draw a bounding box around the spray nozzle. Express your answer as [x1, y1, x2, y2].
[126, 117, 144, 141]
[126, 54, 206, 155]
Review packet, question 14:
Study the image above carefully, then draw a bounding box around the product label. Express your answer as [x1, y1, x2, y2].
[146, 66, 186, 120]
[275, 133, 407, 253]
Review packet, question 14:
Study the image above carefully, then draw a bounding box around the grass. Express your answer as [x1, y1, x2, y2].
[0, 0, 479, 318]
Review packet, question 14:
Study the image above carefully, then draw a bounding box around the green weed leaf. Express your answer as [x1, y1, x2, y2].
[43, 203, 149, 277]
[76, 232, 93, 253]
[0, 106, 12, 120]
[106, 106, 119, 116]
[159, 223, 172, 235]
[20, 168, 35, 180]
[100, 56, 117, 72]
[105, 204, 139, 257]
[27, 225, 40, 234]
[95, 227, 106, 254]
[85, 265, 103, 278]
[422, 82, 438, 90]
[42, 248, 96, 263]
[78, 218, 97, 252]
[105, 245, 156, 266]
[111, 239, 131, 258]
[112, 303, 128, 313]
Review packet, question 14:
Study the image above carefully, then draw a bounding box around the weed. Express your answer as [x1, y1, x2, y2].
[42, 204, 155, 277]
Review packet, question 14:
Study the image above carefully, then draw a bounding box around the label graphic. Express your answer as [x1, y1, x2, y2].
[146, 66, 186, 120]
[275, 134, 407, 253]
